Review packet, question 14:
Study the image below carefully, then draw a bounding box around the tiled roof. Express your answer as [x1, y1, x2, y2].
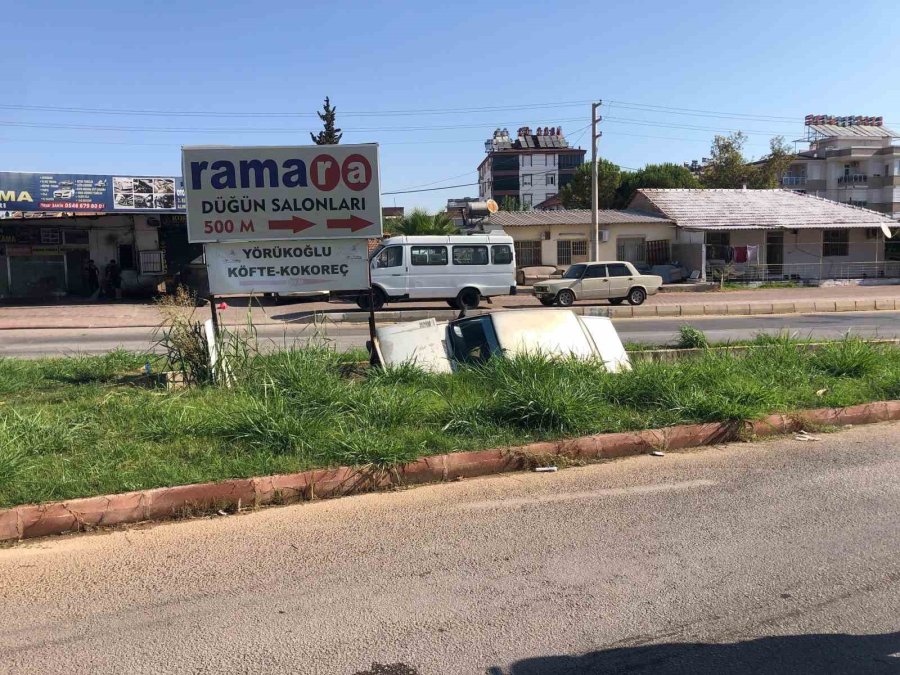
[808, 124, 898, 139]
[635, 189, 896, 230]
[486, 209, 672, 228]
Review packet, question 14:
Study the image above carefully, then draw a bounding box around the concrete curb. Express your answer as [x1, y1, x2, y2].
[0, 296, 897, 331]
[2, 400, 899, 543]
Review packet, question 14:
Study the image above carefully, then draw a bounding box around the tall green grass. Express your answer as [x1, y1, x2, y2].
[1, 338, 898, 508]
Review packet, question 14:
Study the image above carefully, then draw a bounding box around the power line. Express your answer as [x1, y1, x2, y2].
[0, 99, 596, 119]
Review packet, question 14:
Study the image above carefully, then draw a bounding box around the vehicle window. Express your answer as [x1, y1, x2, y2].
[452, 245, 489, 265]
[583, 264, 607, 279]
[562, 264, 587, 279]
[607, 264, 632, 277]
[450, 317, 500, 364]
[491, 244, 513, 265]
[410, 246, 448, 266]
[373, 246, 403, 268]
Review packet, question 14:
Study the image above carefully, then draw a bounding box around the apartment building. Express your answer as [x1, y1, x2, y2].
[477, 126, 585, 209]
[781, 115, 900, 218]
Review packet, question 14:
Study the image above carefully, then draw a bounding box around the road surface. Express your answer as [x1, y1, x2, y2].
[1, 311, 898, 357]
[1, 423, 898, 674]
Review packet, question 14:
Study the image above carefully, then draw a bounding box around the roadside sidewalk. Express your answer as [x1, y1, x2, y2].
[1, 284, 898, 329]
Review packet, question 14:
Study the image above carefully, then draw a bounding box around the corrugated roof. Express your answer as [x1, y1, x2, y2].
[635, 189, 895, 230]
[808, 124, 898, 138]
[486, 209, 673, 227]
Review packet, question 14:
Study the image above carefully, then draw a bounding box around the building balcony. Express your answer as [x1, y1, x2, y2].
[837, 174, 868, 185]
[781, 176, 807, 186]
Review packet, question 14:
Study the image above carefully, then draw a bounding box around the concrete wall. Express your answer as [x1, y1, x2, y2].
[501, 222, 675, 267]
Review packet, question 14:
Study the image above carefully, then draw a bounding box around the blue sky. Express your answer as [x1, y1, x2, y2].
[2, 0, 898, 210]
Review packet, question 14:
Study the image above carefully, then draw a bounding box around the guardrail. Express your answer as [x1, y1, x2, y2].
[837, 174, 868, 185]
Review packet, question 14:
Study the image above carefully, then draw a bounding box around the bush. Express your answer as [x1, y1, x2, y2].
[677, 325, 709, 349]
[813, 338, 880, 378]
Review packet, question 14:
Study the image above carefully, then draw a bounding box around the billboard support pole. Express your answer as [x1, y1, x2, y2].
[366, 259, 378, 366]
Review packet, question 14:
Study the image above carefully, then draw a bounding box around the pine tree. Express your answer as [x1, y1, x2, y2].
[310, 96, 342, 145]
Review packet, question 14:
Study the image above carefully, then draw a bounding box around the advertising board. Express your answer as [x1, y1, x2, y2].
[0, 171, 185, 217]
[182, 144, 382, 243]
[205, 239, 369, 295]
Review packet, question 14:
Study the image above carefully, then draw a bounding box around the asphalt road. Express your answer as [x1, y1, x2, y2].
[1, 424, 898, 674]
[1, 311, 898, 357]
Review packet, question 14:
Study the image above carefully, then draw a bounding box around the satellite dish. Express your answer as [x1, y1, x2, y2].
[881, 223, 893, 239]
[486, 199, 499, 214]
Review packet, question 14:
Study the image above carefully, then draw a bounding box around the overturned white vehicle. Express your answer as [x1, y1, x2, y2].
[372, 309, 631, 374]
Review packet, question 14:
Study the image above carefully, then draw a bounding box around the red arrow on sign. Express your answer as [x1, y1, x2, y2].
[327, 215, 372, 232]
[268, 216, 315, 233]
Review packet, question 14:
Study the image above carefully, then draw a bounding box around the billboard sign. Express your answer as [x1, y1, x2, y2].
[205, 239, 369, 295]
[0, 171, 185, 217]
[181, 144, 382, 243]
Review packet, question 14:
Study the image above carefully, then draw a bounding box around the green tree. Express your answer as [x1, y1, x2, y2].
[500, 195, 528, 211]
[390, 209, 459, 235]
[310, 96, 342, 145]
[558, 160, 621, 209]
[701, 131, 752, 188]
[615, 163, 700, 207]
[749, 136, 795, 188]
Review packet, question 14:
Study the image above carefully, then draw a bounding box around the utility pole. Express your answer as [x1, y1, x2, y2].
[590, 101, 603, 260]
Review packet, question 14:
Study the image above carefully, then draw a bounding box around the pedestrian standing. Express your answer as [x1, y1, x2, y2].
[105, 259, 122, 300]
[85, 259, 101, 300]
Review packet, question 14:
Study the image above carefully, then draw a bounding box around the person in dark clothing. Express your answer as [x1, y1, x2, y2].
[104, 259, 122, 300]
[85, 259, 101, 299]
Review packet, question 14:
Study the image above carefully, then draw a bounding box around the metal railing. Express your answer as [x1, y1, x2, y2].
[837, 174, 868, 185]
[781, 176, 807, 186]
[707, 260, 900, 281]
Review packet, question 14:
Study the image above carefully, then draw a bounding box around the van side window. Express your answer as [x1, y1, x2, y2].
[491, 245, 513, 265]
[374, 246, 403, 268]
[607, 263, 632, 277]
[452, 245, 488, 265]
[410, 246, 448, 266]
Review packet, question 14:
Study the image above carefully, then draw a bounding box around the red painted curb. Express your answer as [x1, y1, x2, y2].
[2, 400, 899, 542]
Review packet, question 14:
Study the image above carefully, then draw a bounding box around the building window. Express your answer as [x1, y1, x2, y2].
[452, 245, 489, 265]
[139, 250, 165, 274]
[823, 229, 849, 257]
[557, 239, 589, 266]
[40, 228, 61, 245]
[118, 244, 135, 271]
[491, 244, 513, 265]
[62, 230, 89, 246]
[522, 155, 532, 167]
[617, 237, 646, 264]
[705, 231, 731, 261]
[514, 241, 542, 267]
[410, 246, 448, 266]
[522, 194, 533, 207]
[522, 174, 532, 186]
[546, 174, 556, 186]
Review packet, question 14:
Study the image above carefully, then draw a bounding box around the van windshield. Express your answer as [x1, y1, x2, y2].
[562, 264, 586, 279]
[369, 244, 385, 261]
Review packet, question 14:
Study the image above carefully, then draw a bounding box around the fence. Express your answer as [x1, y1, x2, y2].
[708, 260, 900, 282]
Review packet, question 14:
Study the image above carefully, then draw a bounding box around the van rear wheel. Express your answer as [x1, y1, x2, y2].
[456, 288, 481, 310]
[447, 299, 460, 309]
[357, 288, 386, 311]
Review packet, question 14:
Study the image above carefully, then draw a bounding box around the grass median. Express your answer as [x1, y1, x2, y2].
[1, 337, 899, 509]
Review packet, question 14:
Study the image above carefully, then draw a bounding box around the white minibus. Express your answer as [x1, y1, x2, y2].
[359, 234, 516, 310]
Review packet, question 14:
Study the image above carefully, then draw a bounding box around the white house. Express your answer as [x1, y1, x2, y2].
[629, 188, 898, 282]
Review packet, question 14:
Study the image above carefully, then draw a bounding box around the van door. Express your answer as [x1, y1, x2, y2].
[407, 244, 449, 298]
[371, 245, 407, 297]
[606, 262, 634, 300]
[579, 264, 609, 300]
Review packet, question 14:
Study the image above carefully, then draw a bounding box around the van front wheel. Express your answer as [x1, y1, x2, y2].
[456, 288, 481, 310]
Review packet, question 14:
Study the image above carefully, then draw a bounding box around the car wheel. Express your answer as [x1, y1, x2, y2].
[627, 287, 646, 306]
[539, 297, 555, 307]
[556, 289, 575, 307]
[456, 288, 480, 310]
[447, 299, 460, 309]
[609, 298, 625, 305]
[357, 288, 386, 311]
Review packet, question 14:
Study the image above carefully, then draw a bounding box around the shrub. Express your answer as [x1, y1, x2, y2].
[677, 325, 709, 349]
